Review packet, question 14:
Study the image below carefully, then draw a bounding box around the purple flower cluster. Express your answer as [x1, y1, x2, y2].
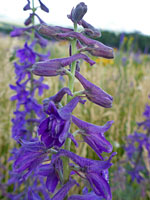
[125, 100, 150, 183]
[8, 2, 116, 200]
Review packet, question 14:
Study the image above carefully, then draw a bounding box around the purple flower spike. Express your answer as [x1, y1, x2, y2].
[38, 0, 49, 13]
[38, 97, 81, 148]
[68, 2, 87, 23]
[51, 179, 76, 200]
[72, 115, 113, 158]
[23, 0, 31, 11]
[75, 71, 113, 108]
[32, 53, 95, 77]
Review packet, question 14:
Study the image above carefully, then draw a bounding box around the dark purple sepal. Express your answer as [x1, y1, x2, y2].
[51, 179, 77, 200]
[38, 0, 49, 13]
[68, 2, 87, 23]
[75, 71, 113, 108]
[72, 115, 113, 157]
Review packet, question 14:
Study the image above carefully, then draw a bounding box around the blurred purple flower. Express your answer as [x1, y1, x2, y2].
[10, 26, 33, 37]
[38, 0, 49, 13]
[23, 0, 31, 11]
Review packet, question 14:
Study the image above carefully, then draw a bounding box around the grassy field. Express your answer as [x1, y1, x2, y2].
[0, 34, 150, 199]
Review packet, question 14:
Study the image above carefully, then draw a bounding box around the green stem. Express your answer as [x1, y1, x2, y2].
[63, 22, 78, 183]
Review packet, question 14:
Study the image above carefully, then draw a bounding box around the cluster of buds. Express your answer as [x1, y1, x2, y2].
[9, 1, 116, 200]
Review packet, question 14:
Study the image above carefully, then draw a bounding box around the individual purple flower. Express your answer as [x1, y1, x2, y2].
[14, 62, 31, 82]
[35, 32, 48, 47]
[75, 71, 113, 108]
[68, 2, 87, 23]
[32, 53, 95, 77]
[38, 0, 49, 13]
[24, 13, 34, 26]
[38, 96, 81, 148]
[13, 140, 48, 179]
[10, 26, 33, 37]
[52, 149, 115, 200]
[16, 42, 36, 64]
[32, 77, 49, 96]
[72, 115, 113, 158]
[23, 0, 31, 11]
[57, 31, 114, 59]
[38, 24, 73, 39]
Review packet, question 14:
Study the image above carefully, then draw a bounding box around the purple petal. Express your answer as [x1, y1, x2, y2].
[51, 179, 76, 200]
[58, 96, 81, 120]
[86, 173, 112, 200]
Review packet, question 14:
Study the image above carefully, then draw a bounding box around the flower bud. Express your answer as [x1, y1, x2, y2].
[69, 2, 87, 23]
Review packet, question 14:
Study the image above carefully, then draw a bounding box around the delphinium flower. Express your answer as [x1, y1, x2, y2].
[125, 99, 150, 185]
[7, 0, 51, 198]
[8, 2, 116, 200]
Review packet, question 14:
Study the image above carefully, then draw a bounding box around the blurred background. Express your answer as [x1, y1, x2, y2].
[0, 0, 150, 199]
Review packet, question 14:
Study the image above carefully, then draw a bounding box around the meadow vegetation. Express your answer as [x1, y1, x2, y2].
[0, 34, 150, 199]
